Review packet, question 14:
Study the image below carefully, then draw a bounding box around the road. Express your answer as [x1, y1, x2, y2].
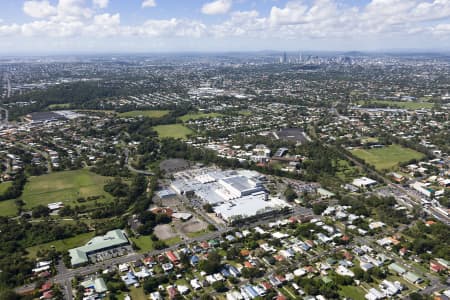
[340, 148, 450, 224]
[19, 203, 310, 299]
[16, 141, 53, 172]
[124, 148, 155, 176]
[352, 236, 447, 295]
[331, 108, 450, 224]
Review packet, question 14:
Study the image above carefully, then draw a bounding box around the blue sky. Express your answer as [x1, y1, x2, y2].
[0, 0, 449, 54]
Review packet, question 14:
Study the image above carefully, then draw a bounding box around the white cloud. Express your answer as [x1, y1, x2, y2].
[23, 0, 57, 19]
[93, 0, 109, 9]
[3, 0, 449, 49]
[128, 18, 206, 38]
[86, 13, 120, 36]
[56, 0, 93, 19]
[0, 24, 21, 36]
[142, 0, 156, 8]
[202, 0, 232, 15]
[212, 10, 267, 37]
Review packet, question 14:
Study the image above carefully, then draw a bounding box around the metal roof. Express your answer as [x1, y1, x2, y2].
[69, 230, 129, 266]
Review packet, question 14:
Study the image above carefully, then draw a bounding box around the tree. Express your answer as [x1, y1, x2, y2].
[203, 203, 214, 213]
[284, 186, 297, 202]
[212, 281, 228, 292]
[199, 251, 222, 274]
[32, 205, 50, 218]
[312, 203, 327, 215]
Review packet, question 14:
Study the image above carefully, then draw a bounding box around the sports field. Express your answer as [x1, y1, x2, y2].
[357, 100, 434, 110]
[153, 124, 193, 139]
[179, 112, 223, 122]
[21, 169, 113, 209]
[351, 144, 424, 171]
[118, 110, 170, 118]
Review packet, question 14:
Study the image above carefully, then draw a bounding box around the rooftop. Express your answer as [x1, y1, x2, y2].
[69, 229, 129, 266]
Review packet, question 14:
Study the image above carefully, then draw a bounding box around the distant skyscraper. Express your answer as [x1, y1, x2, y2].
[280, 52, 287, 64]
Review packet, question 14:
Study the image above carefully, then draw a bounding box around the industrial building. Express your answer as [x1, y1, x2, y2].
[170, 168, 291, 224]
[272, 128, 310, 145]
[69, 229, 129, 267]
[352, 177, 377, 188]
[24, 110, 84, 123]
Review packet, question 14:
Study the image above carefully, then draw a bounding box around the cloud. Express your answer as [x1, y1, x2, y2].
[142, 0, 156, 8]
[93, 0, 109, 9]
[56, 0, 93, 19]
[202, 0, 232, 15]
[23, 0, 57, 18]
[128, 18, 206, 38]
[0, 24, 21, 36]
[4, 0, 449, 48]
[86, 13, 120, 36]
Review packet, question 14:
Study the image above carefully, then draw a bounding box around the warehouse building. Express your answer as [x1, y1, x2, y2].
[170, 168, 290, 224]
[69, 229, 129, 267]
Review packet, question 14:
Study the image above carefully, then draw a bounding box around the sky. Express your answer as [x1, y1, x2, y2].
[0, 0, 450, 54]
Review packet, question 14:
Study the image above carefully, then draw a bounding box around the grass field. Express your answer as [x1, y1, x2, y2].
[153, 124, 193, 139]
[0, 199, 18, 216]
[116, 287, 147, 300]
[357, 100, 434, 110]
[186, 228, 211, 238]
[339, 286, 366, 300]
[179, 112, 223, 122]
[361, 137, 379, 144]
[335, 159, 361, 181]
[163, 236, 182, 246]
[118, 110, 170, 118]
[26, 232, 95, 258]
[351, 144, 424, 171]
[131, 236, 154, 253]
[21, 169, 113, 209]
[238, 110, 252, 116]
[48, 103, 70, 109]
[0, 181, 12, 194]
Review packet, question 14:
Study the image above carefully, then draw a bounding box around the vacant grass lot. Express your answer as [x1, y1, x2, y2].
[118, 110, 170, 118]
[338, 286, 366, 300]
[21, 169, 113, 209]
[357, 100, 434, 110]
[26, 232, 95, 258]
[335, 159, 361, 182]
[351, 144, 424, 171]
[48, 103, 71, 109]
[130, 236, 154, 253]
[179, 112, 223, 122]
[186, 228, 211, 238]
[163, 236, 182, 246]
[116, 287, 147, 300]
[153, 124, 193, 139]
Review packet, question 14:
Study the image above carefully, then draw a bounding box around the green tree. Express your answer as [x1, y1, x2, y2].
[284, 186, 297, 202]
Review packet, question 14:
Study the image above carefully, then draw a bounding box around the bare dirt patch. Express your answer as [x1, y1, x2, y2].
[179, 218, 208, 234]
[153, 224, 177, 240]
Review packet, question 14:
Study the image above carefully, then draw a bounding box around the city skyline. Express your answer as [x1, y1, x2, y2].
[1, 0, 450, 53]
